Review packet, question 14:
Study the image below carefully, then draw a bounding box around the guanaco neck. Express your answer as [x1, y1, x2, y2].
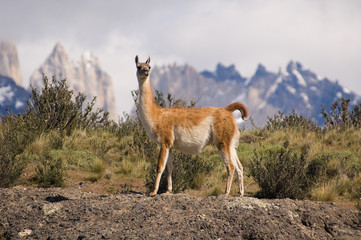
[137, 76, 160, 127]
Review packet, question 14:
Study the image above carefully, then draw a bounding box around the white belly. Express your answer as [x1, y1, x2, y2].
[172, 117, 213, 155]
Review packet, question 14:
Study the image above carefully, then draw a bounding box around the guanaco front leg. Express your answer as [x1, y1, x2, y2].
[150, 144, 170, 196]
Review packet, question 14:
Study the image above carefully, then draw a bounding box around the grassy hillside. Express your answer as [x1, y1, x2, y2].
[1, 76, 360, 206]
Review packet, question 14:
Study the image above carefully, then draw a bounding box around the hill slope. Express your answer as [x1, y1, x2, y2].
[1, 188, 360, 239]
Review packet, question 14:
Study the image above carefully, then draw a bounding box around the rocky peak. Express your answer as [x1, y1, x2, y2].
[201, 63, 245, 83]
[0, 41, 23, 86]
[254, 64, 268, 77]
[48, 43, 69, 65]
[30, 43, 75, 91]
[286, 61, 303, 73]
[81, 50, 98, 66]
[30, 43, 118, 120]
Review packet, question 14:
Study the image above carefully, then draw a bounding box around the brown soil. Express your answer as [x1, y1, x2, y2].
[1, 187, 360, 239]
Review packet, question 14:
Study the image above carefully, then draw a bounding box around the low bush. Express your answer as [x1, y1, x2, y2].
[26, 75, 110, 135]
[322, 98, 361, 130]
[265, 110, 320, 132]
[249, 142, 317, 199]
[0, 114, 34, 187]
[309, 150, 361, 180]
[35, 152, 64, 188]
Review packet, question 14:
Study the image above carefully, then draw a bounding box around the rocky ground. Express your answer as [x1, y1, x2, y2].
[0, 187, 360, 239]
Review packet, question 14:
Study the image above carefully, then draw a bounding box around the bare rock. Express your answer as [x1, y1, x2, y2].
[0, 188, 360, 239]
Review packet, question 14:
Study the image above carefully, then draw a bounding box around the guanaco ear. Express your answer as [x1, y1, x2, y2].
[135, 55, 139, 66]
[146, 56, 151, 65]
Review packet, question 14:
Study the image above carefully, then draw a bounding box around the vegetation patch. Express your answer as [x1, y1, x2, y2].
[0, 76, 360, 205]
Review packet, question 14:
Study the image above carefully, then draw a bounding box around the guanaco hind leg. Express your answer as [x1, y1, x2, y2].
[219, 147, 235, 195]
[232, 148, 244, 196]
[219, 145, 244, 196]
[165, 150, 173, 194]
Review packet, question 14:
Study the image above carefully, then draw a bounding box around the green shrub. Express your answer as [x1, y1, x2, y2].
[308, 150, 361, 200]
[310, 150, 361, 180]
[0, 114, 34, 187]
[322, 98, 361, 130]
[352, 176, 361, 200]
[265, 110, 320, 132]
[36, 152, 65, 188]
[0, 75, 111, 187]
[249, 142, 317, 199]
[26, 75, 110, 135]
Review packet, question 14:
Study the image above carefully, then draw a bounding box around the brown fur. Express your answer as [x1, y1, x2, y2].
[135, 55, 249, 196]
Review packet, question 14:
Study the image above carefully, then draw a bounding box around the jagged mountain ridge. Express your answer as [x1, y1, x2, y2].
[150, 61, 360, 126]
[29, 43, 118, 120]
[0, 41, 118, 120]
[150, 64, 278, 127]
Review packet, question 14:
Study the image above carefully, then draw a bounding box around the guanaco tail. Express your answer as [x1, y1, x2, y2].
[135, 55, 249, 196]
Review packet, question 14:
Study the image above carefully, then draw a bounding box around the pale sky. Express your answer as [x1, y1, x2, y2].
[1, 0, 360, 115]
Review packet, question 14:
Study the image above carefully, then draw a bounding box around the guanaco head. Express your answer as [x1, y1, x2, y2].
[135, 55, 151, 82]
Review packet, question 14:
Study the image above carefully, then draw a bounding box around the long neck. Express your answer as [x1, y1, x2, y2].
[138, 77, 159, 122]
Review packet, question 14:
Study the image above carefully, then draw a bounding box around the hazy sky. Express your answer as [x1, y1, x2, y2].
[1, 0, 361, 114]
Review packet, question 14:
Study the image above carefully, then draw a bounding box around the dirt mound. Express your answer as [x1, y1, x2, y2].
[1, 188, 360, 239]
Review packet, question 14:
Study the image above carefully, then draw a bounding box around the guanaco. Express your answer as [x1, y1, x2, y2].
[135, 56, 249, 196]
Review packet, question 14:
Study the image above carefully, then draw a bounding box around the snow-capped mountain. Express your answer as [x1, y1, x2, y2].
[0, 75, 29, 115]
[29, 43, 118, 120]
[245, 61, 360, 124]
[150, 61, 360, 126]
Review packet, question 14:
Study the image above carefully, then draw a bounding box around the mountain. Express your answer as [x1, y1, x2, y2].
[150, 64, 278, 127]
[201, 63, 247, 83]
[0, 41, 23, 86]
[0, 75, 29, 115]
[244, 61, 360, 124]
[149, 62, 360, 126]
[29, 43, 118, 120]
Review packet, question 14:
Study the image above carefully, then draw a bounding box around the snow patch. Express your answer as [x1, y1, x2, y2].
[336, 92, 342, 99]
[0, 86, 14, 104]
[316, 75, 324, 81]
[258, 101, 267, 110]
[286, 85, 296, 94]
[265, 76, 283, 99]
[244, 77, 252, 86]
[342, 87, 350, 94]
[292, 70, 307, 87]
[300, 92, 311, 109]
[15, 100, 25, 109]
[310, 86, 317, 92]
